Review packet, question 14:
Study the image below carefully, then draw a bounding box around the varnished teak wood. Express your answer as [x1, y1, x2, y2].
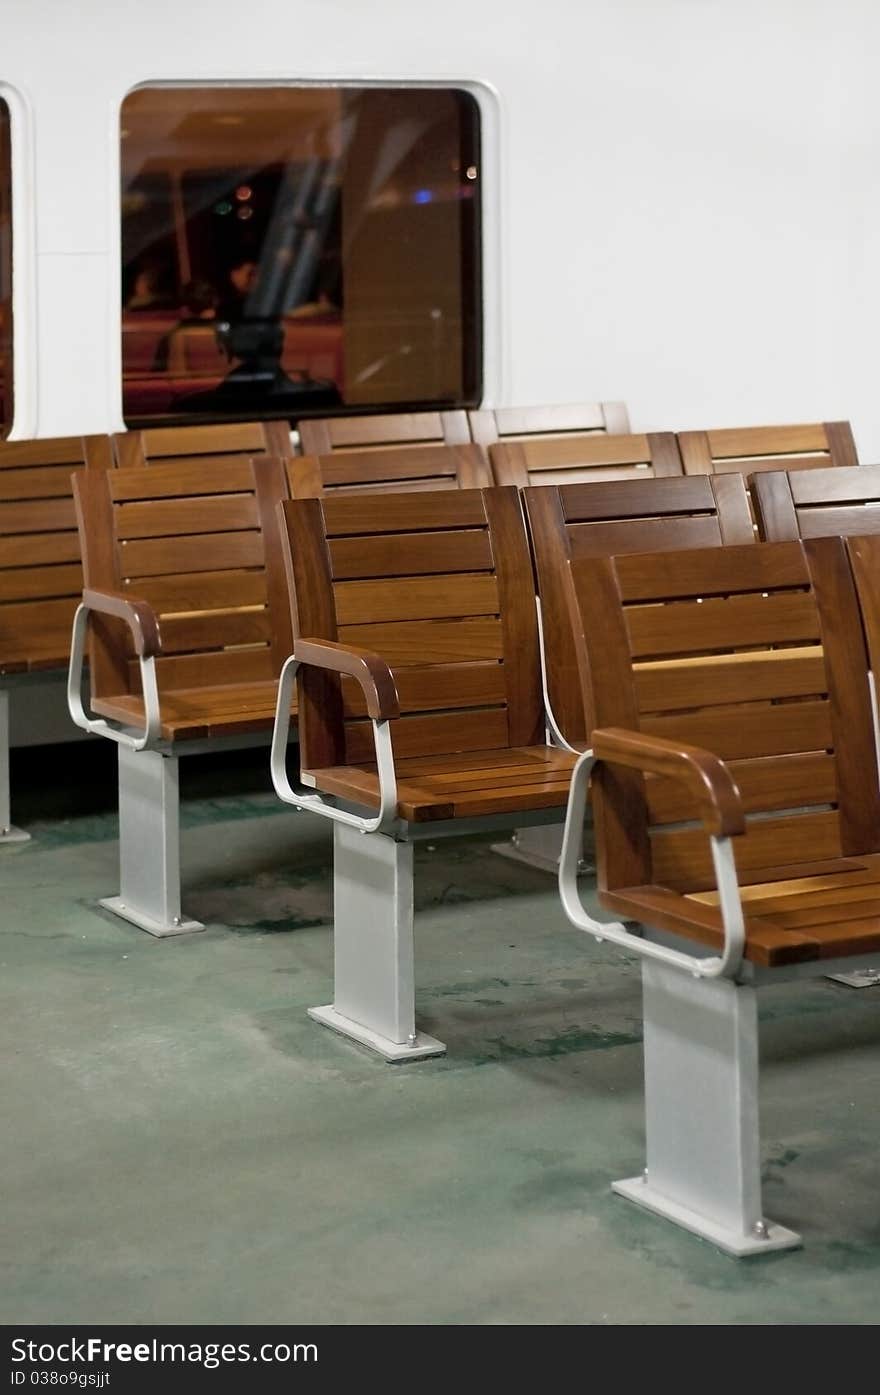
[276, 486, 574, 821]
[566, 535, 880, 966]
[73, 457, 292, 742]
[0, 435, 112, 675]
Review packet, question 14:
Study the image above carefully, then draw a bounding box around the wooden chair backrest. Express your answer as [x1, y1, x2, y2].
[277, 487, 543, 770]
[73, 458, 291, 703]
[287, 444, 491, 498]
[490, 431, 681, 488]
[113, 420, 293, 469]
[523, 474, 754, 745]
[0, 434, 113, 673]
[753, 464, 880, 542]
[298, 411, 470, 455]
[678, 422, 858, 477]
[567, 538, 880, 894]
[469, 401, 630, 448]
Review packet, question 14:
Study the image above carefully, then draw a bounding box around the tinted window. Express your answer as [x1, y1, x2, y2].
[120, 86, 482, 425]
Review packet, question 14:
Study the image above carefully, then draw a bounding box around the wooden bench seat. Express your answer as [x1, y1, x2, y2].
[91, 680, 282, 742]
[304, 744, 577, 822]
[70, 456, 291, 935]
[271, 485, 576, 1059]
[0, 433, 112, 840]
[557, 535, 880, 1254]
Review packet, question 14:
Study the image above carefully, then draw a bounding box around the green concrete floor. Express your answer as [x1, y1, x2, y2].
[3, 741, 880, 1325]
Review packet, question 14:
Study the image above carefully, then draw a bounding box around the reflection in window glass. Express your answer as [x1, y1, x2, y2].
[0, 99, 11, 437]
[120, 87, 482, 425]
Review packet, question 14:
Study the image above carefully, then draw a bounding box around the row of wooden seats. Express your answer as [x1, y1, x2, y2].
[266, 471, 880, 1260]
[1, 410, 855, 841]
[63, 439, 873, 928]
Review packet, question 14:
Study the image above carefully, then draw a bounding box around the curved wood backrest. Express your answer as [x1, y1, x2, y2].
[567, 538, 880, 898]
[276, 487, 543, 771]
[490, 431, 681, 488]
[73, 458, 291, 703]
[287, 444, 491, 498]
[678, 421, 858, 476]
[113, 420, 293, 469]
[298, 411, 470, 455]
[753, 464, 880, 542]
[0, 434, 112, 673]
[469, 401, 630, 448]
[523, 474, 754, 745]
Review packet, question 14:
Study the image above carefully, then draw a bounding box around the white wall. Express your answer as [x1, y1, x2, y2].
[3, 0, 880, 452]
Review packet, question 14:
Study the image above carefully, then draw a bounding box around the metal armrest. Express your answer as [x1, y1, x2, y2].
[271, 639, 401, 836]
[559, 728, 748, 980]
[67, 589, 162, 751]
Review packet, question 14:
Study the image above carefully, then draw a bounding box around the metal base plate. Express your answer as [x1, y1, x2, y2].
[612, 1175, 802, 1256]
[99, 896, 205, 938]
[491, 838, 594, 877]
[825, 968, 880, 988]
[308, 1004, 446, 1062]
[0, 825, 30, 844]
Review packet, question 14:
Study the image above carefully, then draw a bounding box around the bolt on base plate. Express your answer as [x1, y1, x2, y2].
[0, 825, 30, 844]
[613, 1174, 802, 1256]
[99, 895, 205, 938]
[826, 967, 880, 989]
[309, 1004, 446, 1062]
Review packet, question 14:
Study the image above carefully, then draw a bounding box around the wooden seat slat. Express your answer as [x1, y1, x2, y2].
[298, 410, 470, 455]
[0, 533, 82, 568]
[625, 590, 821, 657]
[113, 420, 292, 469]
[341, 662, 507, 717]
[2, 564, 83, 603]
[334, 573, 499, 626]
[641, 700, 833, 761]
[469, 401, 630, 448]
[645, 751, 837, 824]
[120, 530, 266, 579]
[109, 459, 255, 500]
[288, 444, 491, 499]
[337, 618, 504, 666]
[328, 529, 493, 581]
[115, 495, 259, 540]
[0, 498, 78, 533]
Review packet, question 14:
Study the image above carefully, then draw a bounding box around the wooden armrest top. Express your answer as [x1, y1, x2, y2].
[82, 588, 162, 659]
[293, 638, 400, 720]
[591, 727, 745, 838]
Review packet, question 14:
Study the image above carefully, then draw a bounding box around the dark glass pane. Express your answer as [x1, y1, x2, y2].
[120, 86, 481, 426]
[0, 99, 11, 437]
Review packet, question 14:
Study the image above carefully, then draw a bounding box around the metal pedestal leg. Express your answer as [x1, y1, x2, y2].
[613, 960, 800, 1255]
[100, 746, 204, 936]
[0, 689, 30, 844]
[309, 823, 445, 1062]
